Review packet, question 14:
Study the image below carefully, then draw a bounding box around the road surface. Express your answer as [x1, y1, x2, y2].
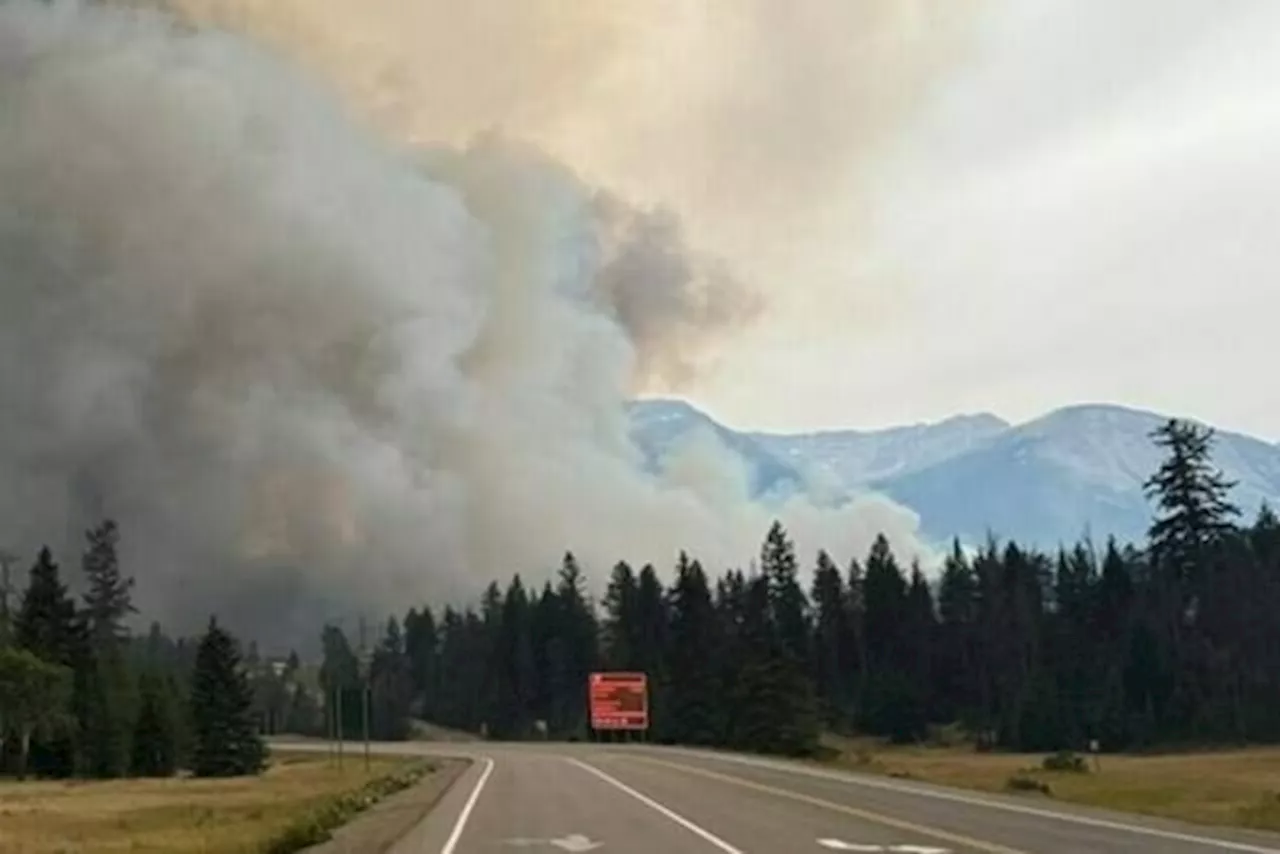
[287, 741, 1280, 854]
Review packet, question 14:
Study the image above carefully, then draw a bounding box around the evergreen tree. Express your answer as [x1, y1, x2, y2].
[369, 617, 414, 741]
[810, 550, 850, 728]
[0, 647, 73, 779]
[760, 522, 810, 665]
[15, 546, 84, 776]
[131, 669, 180, 777]
[492, 577, 537, 739]
[78, 521, 136, 778]
[319, 624, 359, 739]
[547, 553, 598, 737]
[601, 561, 639, 670]
[664, 553, 720, 745]
[1145, 419, 1239, 589]
[190, 617, 265, 777]
[861, 534, 912, 740]
[403, 607, 439, 720]
[936, 540, 978, 726]
[81, 521, 135, 644]
[16, 547, 81, 668]
[632, 564, 669, 735]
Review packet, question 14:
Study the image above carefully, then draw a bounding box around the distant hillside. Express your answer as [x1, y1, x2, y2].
[625, 399, 806, 499]
[627, 399, 1280, 548]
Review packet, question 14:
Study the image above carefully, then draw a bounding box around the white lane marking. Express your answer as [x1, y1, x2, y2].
[816, 843, 947, 853]
[655, 749, 1280, 854]
[441, 756, 496, 854]
[568, 758, 745, 854]
[504, 836, 603, 851]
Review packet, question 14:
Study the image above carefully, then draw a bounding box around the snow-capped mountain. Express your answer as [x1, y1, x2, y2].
[626, 399, 1280, 548]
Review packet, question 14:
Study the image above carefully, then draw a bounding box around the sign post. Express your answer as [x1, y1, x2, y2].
[588, 672, 649, 738]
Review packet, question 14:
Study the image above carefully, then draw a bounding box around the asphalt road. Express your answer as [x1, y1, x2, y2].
[286, 741, 1280, 854]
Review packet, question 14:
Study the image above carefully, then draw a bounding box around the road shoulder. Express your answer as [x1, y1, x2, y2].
[304, 757, 471, 854]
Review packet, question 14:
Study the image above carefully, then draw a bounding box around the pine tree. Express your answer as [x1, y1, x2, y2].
[15, 547, 85, 777]
[547, 553, 598, 737]
[78, 521, 137, 778]
[369, 617, 414, 741]
[190, 617, 265, 777]
[403, 607, 439, 720]
[81, 521, 135, 644]
[861, 534, 911, 739]
[1145, 419, 1239, 589]
[16, 547, 80, 667]
[490, 578, 537, 738]
[760, 521, 810, 665]
[632, 564, 668, 736]
[810, 550, 850, 728]
[665, 552, 720, 745]
[936, 540, 978, 725]
[319, 624, 359, 739]
[131, 669, 180, 777]
[601, 561, 639, 669]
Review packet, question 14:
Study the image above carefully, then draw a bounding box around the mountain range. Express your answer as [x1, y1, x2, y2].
[626, 399, 1280, 549]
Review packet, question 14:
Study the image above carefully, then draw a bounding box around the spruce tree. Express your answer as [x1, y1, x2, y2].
[760, 521, 810, 664]
[16, 547, 85, 777]
[132, 670, 180, 777]
[76, 520, 138, 778]
[369, 617, 414, 741]
[665, 553, 720, 745]
[403, 607, 439, 720]
[547, 553, 598, 737]
[16, 547, 80, 667]
[1145, 419, 1239, 589]
[601, 561, 639, 670]
[81, 521, 135, 644]
[810, 550, 850, 728]
[190, 617, 265, 777]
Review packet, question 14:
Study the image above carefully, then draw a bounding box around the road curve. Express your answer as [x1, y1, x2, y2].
[276, 740, 1280, 854]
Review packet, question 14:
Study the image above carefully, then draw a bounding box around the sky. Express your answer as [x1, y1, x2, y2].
[696, 0, 1280, 439]
[166, 0, 1280, 441]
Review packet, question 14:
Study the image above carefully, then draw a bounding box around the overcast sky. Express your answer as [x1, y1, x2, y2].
[174, 0, 1280, 441]
[691, 0, 1280, 439]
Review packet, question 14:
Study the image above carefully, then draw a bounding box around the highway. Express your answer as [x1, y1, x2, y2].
[290, 741, 1280, 854]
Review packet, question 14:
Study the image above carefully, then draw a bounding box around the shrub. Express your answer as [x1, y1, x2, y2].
[1041, 750, 1089, 773]
[1005, 773, 1052, 795]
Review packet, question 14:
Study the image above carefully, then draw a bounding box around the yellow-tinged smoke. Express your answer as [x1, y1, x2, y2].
[0, 1, 978, 643]
[161, 0, 985, 386]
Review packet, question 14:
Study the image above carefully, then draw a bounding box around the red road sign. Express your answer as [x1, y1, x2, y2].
[588, 671, 648, 731]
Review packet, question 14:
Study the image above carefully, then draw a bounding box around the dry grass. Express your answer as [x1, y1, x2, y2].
[825, 735, 1280, 831]
[0, 751, 414, 854]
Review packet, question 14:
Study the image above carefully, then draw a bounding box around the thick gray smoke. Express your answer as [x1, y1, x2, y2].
[0, 1, 928, 645]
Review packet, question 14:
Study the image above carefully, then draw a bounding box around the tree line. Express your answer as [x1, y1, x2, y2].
[2, 417, 1276, 778]
[0, 521, 264, 778]
[343, 419, 1279, 755]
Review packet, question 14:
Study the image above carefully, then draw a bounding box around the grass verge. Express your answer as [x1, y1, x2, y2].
[0, 750, 432, 854]
[824, 734, 1280, 832]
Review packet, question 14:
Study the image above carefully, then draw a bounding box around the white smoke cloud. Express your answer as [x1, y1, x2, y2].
[0, 1, 929, 644]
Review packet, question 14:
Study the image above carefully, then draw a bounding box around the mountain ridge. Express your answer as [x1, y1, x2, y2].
[627, 398, 1280, 547]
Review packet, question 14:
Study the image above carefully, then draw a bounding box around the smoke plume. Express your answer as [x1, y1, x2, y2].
[0, 1, 939, 645]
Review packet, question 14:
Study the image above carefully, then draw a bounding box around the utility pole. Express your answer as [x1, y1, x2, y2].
[335, 682, 344, 769]
[359, 616, 371, 772]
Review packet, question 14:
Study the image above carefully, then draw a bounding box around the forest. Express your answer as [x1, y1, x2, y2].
[1, 418, 1277, 778]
